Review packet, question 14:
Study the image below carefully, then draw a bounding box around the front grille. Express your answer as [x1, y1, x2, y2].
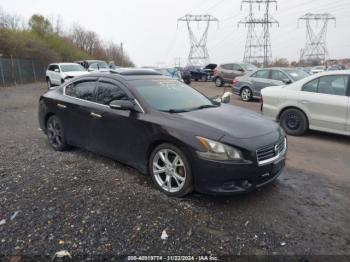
[256, 138, 286, 165]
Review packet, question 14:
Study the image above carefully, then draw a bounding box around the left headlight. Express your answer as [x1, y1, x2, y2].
[196, 136, 243, 161]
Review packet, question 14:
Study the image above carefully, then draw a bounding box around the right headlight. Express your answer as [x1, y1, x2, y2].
[196, 136, 243, 161]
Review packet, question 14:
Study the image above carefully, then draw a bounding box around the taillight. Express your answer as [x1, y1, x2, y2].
[213, 68, 219, 75]
[260, 95, 263, 112]
[232, 79, 238, 86]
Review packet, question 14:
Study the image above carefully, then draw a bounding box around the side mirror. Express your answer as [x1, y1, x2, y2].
[282, 78, 292, 84]
[54, 68, 60, 73]
[109, 100, 135, 111]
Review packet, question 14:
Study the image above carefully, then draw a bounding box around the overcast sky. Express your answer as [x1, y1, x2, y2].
[1, 0, 349, 66]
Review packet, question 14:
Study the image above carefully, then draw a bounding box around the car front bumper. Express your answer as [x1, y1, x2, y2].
[190, 154, 285, 195]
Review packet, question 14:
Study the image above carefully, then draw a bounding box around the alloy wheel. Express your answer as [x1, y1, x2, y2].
[241, 88, 251, 101]
[152, 149, 186, 193]
[47, 118, 63, 149]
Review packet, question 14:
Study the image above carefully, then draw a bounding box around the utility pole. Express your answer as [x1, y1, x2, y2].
[120, 42, 124, 67]
[177, 14, 219, 66]
[298, 13, 336, 64]
[238, 0, 278, 67]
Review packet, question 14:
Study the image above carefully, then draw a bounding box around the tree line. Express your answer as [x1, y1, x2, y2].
[0, 7, 134, 67]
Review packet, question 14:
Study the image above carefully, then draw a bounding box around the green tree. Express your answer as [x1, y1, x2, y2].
[28, 14, 52, 36]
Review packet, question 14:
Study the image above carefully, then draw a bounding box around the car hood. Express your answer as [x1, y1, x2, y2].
[168, 104, 279, 140]
[203, 63, 217, 70]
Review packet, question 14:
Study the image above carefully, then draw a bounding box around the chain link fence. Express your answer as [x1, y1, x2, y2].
[0, 57, 48, 87]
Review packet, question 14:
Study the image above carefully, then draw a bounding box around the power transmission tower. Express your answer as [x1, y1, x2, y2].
[298, 13, 336, 64]
[238, 0, 278, 66]
[177, 14, 219, 66]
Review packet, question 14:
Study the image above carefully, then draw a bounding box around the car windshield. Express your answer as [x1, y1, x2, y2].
[285, 69, 309, 81]
[60, 64, 86, 72]
[240, 63, 258, 71]
[131, 79, 215, 112]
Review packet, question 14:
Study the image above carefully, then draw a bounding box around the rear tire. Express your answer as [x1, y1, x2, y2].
[240, 87, 252, 102]
[46, 115, 69, 151]
[149, 143, 193, 197]
[215, 77, 224, 87]
[280, 108, 308, 136]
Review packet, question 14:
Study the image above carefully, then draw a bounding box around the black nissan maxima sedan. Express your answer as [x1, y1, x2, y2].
[39, 69, 287, 197]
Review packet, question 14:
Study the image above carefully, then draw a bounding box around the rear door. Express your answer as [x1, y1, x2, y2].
[232, 64, 245, 79]
[60, 77, 98, 149]
[52, 65, 62, 85]
[270, 70, 290, 86]
[221, 64, 234, 81]
[299, 75, 349, 132]
[347, 80, 350, 133]
[250, 70, 273, 95]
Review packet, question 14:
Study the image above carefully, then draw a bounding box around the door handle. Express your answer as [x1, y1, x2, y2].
[90, 112, 102, 118]
[301, 100, 310, 104]
[57, 103, 67, 109]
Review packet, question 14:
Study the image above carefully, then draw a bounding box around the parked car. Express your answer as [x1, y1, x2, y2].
[327, 65, 346, 71]
[310, 66, 326, 74]
[75, 60, 110, 73]
[46, 63, 88, 89]
[183, 64, 217, 82]
[261, 70, 350, 136]
[233, 68, 309, 101]
[213, 63, 258, 87]
[153, 68, 183, 82]
[39, 70, 287, 197]
[176, 67, 191, 84]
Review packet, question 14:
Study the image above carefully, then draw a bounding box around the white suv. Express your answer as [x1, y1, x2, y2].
[46, 63, 88, 88]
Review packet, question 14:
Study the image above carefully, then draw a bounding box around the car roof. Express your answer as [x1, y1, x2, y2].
[49, 62, 82, 66]
[86, 69, 166, 81]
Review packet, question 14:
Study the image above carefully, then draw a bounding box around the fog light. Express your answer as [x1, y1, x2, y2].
[241, 180, 252, 189]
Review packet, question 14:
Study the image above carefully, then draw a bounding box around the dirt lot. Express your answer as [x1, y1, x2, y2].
[0, 82, 350, 259]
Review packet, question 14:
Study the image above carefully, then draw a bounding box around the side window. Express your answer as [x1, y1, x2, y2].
[271, 70, 288, 81]
[221, 64, 233, 70]
[96, 81, 129, 105]
[48, 65, 54, 71]
[318, 76, 348, 96]
[302, 78, 319, 93]
[252, 70, 270, 79]
[65, 79, 97, 101]
[232, 64, 242, 71]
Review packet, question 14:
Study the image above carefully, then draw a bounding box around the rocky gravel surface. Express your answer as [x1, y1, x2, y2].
[0, 83, 349, 260]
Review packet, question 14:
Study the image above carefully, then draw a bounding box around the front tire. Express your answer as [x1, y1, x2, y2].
[149, 143, 193, 197]
[280, 108, 308, 136]
[46, 115, 69, 151]
[240, 87, 252, 102]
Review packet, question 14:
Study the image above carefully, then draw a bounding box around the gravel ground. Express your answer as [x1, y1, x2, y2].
[0, 82, 350, 260]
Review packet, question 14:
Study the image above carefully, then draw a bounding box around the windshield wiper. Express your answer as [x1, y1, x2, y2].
[189, 104, 219, 111]
[161, 109, 189, 113]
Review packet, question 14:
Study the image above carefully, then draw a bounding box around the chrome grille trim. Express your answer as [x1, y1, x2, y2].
[256, 138, 287, 166]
